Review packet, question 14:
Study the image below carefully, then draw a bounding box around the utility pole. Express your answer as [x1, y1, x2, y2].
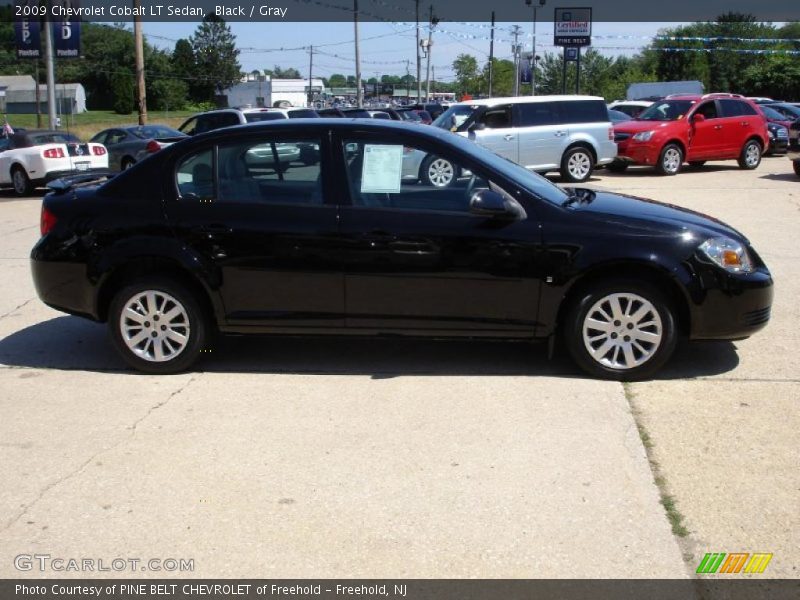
[527, 0, 546, 96]
[307, 45, 314, 107]
[432, 65, 435, 99]
[511, 25, 522, 97]
[35, 60, 42, 128]
[424, 5, 435, 103]
[415, 0, 421, 104]
[405, 59, 411, 104]
[354, 0, 362, 108]
[134, 0, 147, 125]
[488, 11, 495, 97]
[43, 7, 57, 128]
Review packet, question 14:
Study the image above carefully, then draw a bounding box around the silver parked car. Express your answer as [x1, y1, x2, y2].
[432, 95, 618, 183]
[90, 125, 187, 171]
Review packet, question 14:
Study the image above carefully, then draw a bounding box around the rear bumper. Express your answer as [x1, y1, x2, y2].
[30, 249, 99, 321]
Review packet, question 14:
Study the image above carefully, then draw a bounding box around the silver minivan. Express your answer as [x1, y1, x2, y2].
[432, 95, 618, 183]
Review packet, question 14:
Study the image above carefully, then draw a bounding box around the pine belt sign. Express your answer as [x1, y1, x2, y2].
[13, 0, 81, 59]
[554, 7, 592, 47]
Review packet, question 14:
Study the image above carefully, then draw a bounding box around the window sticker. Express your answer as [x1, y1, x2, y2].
[361, 144, 403, 193]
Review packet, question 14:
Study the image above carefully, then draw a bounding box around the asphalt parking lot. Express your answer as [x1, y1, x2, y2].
[0, 156, 797, 579]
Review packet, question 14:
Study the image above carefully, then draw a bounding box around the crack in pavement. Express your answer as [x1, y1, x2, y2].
[0, 373, 200, 534]
[0, 297, 36, 321]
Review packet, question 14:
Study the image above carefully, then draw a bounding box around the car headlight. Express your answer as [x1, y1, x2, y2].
[698, 237, 754, 273]
[632, 131, 654, 142]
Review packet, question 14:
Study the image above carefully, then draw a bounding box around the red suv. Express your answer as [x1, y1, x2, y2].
[610, 94, 768, 175]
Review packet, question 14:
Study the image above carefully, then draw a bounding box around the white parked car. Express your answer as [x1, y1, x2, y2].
[431, 95, 618, 183]
[607, 100, 654, 118]
[0, 129, 108, 196]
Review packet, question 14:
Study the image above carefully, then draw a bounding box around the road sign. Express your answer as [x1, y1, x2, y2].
[52, 0, 81, 58]
[554, 7, 592, 47]
[14, 2, 41, 59]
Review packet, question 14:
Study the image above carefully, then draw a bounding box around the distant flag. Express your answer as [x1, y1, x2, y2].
[2, 115, 13, 137]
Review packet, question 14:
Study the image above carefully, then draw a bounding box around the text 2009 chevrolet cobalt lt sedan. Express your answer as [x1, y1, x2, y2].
[31, 120, 773, 380]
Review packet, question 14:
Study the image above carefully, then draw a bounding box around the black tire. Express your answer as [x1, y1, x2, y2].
[656, 143, 683, 176]
[11, 166, 32, 196]
[121, 157, 136, 170]
[688, 160, 706, 168]
[794, 160, 800, 179]
[560, 146, 595, 183]
[420, 155, 459, 187]
[562, 280, 677, 381]
[108, 277, 208, 374]
[607, 160, 629, 173]
[737, 139, 762, 170]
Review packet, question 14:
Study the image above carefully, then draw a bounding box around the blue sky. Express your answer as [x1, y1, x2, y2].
[140, 21, 679, 82]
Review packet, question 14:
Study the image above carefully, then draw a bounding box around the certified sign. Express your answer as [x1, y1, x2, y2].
[554, 7, 592, 47]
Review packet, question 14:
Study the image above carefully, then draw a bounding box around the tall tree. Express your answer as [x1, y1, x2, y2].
[452, 54, 479, 96]
[190, 14, 241, 102]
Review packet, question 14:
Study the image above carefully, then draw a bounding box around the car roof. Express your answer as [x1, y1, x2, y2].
[455, 95, 605, 107]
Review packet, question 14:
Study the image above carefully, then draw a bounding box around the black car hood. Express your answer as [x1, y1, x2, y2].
[563, 188, 747, 243]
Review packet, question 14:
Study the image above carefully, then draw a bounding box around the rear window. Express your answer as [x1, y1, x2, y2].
[28, 132, 81, 145]
[244, 112, 286, 123]
[559, 100, 609, 124]
[287, 109, 319, 119]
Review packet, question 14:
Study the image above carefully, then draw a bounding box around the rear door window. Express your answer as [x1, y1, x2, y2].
[559, 100, 609, 123]
[479, 105, 513, 129]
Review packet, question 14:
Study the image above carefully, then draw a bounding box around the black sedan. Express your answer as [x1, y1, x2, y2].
[31, 120, 773, 379]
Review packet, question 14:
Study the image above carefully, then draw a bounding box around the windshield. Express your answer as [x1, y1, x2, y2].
[244, 112, 286, 122]
[433, 105, 477, 131]
[438, 128, 568, 205]
[773, 103, 800, 118]
[761, 106, 786, 121]
[638, 100, 695, 121]
[129, 126, 184, 139]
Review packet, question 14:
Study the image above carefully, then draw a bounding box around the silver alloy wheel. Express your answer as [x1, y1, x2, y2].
[427, 158, 454, 187]
[662, 147, 682, 174]
[12, 169, 27, 195]
[582, 292, 663, 371]
[744, 142, 760, 167]
[567, 150, 592, 180]
[119, 290, 191, 363]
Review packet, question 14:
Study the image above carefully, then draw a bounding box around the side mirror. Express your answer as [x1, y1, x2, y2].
[692, 113, 705, 123]
[469, 189, 516, 219]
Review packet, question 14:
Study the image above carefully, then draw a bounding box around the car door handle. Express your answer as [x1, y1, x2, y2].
[503, 134, 515, 141]
[740, 121, 750, 126]
[714, 125, 723, 130]
[554, 131, 567, 137]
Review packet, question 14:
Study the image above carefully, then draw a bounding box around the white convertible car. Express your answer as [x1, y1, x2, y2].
[0, 129, 108, 196]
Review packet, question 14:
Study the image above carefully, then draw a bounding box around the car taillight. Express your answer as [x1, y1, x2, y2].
[92, 145, 107, 155]
[145, 140, 162, 153]
[42, 147, 65, 159]
[40, 206, 57, 236]
[608, 127, 614, 141]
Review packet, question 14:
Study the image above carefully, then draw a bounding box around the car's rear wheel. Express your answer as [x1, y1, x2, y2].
[420, 155, 458, 187]
[560, 146, 594, 183]
[109, 278, 208, 374]
[656, 144, 683, 175]
[121, 157, 136, 170]
[738, 139, 762, 169]
[11, 166, 32, 196]
[563, 281, 677, 380]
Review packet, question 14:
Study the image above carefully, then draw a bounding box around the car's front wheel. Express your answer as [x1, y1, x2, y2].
[420, 155, 458, 187]
[656, 144, 683, 175]
[108, 278, 208, 374]
[738, 139, 762, 170]
[560, 146, 594, 183]
[563, 281, 677, 380]
[11, 166, 32, 196]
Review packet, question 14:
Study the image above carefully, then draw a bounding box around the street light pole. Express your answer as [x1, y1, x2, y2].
[354, 0, 362, 108]
[526, 0, 546, 96]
